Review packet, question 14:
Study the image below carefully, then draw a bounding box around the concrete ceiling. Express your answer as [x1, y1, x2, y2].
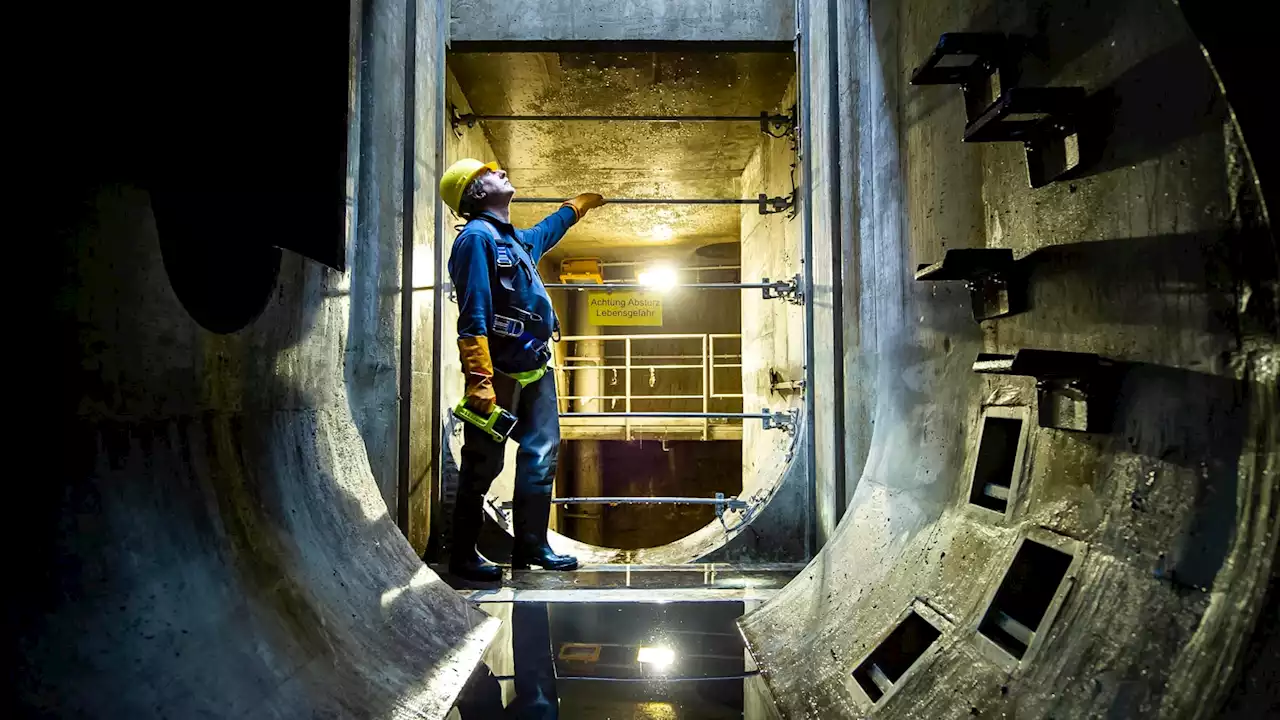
[449, 51, 795, 256]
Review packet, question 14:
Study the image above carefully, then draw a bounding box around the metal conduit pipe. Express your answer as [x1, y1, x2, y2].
[458, 113, 788, 123]
[492, 672, 762, 683]
[514, 197, 759, 205]
[544, 281, 788, 290]
[515, 195, 795, 214]
[796, 0, 819, 559]
[550, 497, 748, 508]
[560, 411, 763, 419]
[598, 261, 740, 270]
[561, 409, 798, 432]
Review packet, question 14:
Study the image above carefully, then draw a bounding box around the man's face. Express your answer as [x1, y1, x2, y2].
[476, 168, 515, 201]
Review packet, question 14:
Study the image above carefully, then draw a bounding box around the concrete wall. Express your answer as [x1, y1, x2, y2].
[801, 0, 847, 545]
[434, 64, 509, 555]
[405, 0, 450, 554]
[24, 0, 497, 717]
[731, 76, 812, 561]
[743, 0, 1278, 717]
[450, 0, 795, 43]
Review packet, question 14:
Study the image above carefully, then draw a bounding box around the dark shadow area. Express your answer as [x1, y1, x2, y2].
[37, 0, 350, 292]
[969, 416, 1021, 513]
[584, 440, 742, 550]
[1110, 362, 1247, 592]
[30, 178, 488, 716]
[1216, 570, 1280, 719]
[24, 2, 491, 715]
[852, 611, 941, 701]
[1069, 38, 1225, 181]
[1016, 232, 1241, 334]
[961, 0, 1132, 86]
[1177, 0, 1276, 221]
[154, 200, 283, 333]
[425, 419, 463, 563]
[978, 539, 1073, 659]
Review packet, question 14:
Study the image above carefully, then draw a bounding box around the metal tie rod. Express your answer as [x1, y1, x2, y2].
[450, 107, 794, 136]
[457, 113, 788, 123]
[560, 409, 799, 431]
[493, 671, 762, 682]
[515, 197, 751, 205]
[547, 274, 803, 303]
[550, 497, 749, 509]
[561, 411, 762, 419]
[514, 194, 794, 214]
[545, 281, 785, 290]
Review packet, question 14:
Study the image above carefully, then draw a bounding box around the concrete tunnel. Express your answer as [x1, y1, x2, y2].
[24, 0, 1278, 718]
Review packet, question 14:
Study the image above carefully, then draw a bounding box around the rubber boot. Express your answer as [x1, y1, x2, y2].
[449, 492, 501, 582]
[512, 494, 578, 571]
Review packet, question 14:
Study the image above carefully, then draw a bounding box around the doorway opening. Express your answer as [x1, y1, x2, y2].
[434, 46, 804, 562]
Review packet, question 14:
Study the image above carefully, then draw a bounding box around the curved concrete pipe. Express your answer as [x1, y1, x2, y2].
[22, 185, 495, 717]
[740, 1, 1277, 717]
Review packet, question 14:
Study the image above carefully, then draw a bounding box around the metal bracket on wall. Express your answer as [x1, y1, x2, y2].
[449, 105, 468, 138]
[973, 349, 1120, 433]
[758, 193, 795, 215]
[450, 103, 796, 139]
[762, 407, 800, 434]
[911, 33, 1087, 188]
[770, 369, 805, 394]
[965, 87, 1087, 188]
[915, 248, 1022, 321]
[762, 274, 804, 304]
[911, 33, 1012, 114]
[760, 107, 797, 138]
[714, 492, 735, 528]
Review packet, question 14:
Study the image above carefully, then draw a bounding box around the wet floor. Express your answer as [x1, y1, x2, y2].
[434, 563, 802, 601]
[445, 566, 797, 719]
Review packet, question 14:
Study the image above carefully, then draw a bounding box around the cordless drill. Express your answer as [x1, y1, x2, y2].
[452, 399, 518, 442]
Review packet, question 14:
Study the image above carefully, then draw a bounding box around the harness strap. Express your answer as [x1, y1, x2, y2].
[471, 220, 552, 368]
[475, 221, 521, 291]
[503, 366, 547, 387]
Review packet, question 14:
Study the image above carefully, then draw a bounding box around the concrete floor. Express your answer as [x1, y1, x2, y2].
[24, 0, 1278, 719]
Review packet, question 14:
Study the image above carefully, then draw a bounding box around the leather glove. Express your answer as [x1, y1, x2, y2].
[562, 193, 606, 220]
[457, 336, 497, 415]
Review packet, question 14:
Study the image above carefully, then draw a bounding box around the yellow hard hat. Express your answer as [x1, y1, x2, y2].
[440, 158, 500, 215]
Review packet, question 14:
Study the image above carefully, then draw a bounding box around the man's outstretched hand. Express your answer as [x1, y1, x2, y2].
[562, 193, 607, 220]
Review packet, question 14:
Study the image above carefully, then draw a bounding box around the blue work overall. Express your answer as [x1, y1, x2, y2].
[447, 207, 577, 558]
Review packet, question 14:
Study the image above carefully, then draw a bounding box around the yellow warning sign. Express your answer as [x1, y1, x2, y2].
[587, 291, 663, 326]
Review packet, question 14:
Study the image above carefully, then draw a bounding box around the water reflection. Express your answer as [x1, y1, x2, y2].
[452, 602, 754, 719]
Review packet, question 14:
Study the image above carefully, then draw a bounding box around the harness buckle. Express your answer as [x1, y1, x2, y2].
[493, 314, 525, 338]
[508, 306, 542, 323]
[494, 246, 516, 268]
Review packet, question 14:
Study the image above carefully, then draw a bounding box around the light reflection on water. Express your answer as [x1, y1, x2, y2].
[451, 601, 758, 719]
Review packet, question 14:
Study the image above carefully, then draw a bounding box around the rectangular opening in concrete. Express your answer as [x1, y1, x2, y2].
[967, 414, 1023, 514]
[978, 538, 1073, 660]
[852, 611, 942, 703]
[435, 46, 801, 559]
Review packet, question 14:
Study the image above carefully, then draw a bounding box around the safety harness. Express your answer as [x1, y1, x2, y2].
[475, 221, 554, 386]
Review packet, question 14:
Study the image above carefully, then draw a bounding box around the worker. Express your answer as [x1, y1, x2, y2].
[440, 158, 606, 582]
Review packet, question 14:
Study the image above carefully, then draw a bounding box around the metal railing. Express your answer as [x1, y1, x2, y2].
[499, 493, 750, 526]
[557, 333, 743, 441]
